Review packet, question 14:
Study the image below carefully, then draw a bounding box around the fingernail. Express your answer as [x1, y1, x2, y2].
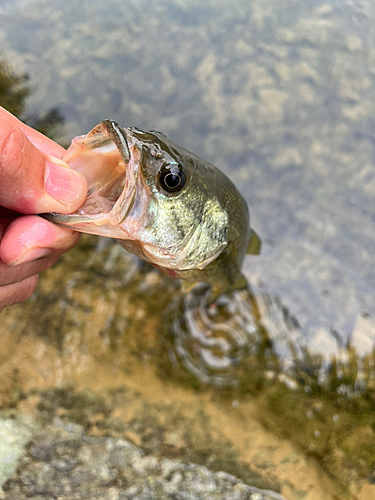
[45, 158, 86, 207]
[11, 247, 52, 266]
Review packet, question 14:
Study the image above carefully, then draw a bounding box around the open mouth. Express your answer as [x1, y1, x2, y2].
[45, 120, 139, 232]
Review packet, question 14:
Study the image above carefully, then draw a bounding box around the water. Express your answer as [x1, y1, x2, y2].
[0, 0, 374, 498]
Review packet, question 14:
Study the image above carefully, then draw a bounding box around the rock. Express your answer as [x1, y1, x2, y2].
[2, 419, 286, 500]
[0, 416, 39, 497]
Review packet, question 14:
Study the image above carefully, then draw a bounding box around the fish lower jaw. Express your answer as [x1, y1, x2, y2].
[51, 190, 131, 227]
[45, 212, 111, 226]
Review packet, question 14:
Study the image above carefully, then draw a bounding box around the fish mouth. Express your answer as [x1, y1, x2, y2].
[44, 120, 140, 238]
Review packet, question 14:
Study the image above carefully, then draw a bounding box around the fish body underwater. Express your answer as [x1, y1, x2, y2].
[46, 120, 260, 296]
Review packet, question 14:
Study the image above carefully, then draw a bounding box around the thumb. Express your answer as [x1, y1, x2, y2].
[0, 117, 87, 214]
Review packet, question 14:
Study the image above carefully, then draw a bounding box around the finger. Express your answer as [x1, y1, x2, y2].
[0, 215, 81, 266]
[0, 274, 38, 312]
[0, 254, 59, 286]
[0, 114, 87, 214]
[0, 106, 65, 157]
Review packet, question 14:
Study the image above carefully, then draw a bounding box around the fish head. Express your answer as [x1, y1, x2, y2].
[46, 121, 228, 272]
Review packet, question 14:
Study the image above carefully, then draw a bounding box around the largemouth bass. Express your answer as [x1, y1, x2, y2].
[45, 120, 260, 297]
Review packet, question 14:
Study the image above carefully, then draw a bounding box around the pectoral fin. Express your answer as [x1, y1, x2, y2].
[247, 229, 261, 255]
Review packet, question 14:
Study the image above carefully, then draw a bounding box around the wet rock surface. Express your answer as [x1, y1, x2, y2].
[2, 419, 285, 500]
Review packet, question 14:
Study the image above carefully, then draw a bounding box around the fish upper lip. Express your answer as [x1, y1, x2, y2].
[100, 119, 131, 163]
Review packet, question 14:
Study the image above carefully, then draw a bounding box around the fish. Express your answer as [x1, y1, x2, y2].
[45, 120, 260, 298]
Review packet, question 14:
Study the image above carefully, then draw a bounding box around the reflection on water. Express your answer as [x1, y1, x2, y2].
[0, 56, 30, 117]
[165, 285, 261, 388]
[0, 0, 375, 498]
[0, 55, 65, 141]
[165, 278, 375, 401]
[166, 284, 304, 390]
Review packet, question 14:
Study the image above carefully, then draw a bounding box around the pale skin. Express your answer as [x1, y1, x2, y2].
[0, 107, 88, 312]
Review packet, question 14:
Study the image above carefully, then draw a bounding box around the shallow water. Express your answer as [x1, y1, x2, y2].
[0, 0, 374, 498]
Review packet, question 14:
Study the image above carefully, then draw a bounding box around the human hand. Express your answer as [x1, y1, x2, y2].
[0, 107, 87, 312]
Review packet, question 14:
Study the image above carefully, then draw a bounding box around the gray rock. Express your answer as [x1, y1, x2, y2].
[0, 416, 39, 497]
[3, 419, 285, 500]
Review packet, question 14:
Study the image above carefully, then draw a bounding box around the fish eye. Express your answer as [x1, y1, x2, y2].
[159, 162, 186, 193]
